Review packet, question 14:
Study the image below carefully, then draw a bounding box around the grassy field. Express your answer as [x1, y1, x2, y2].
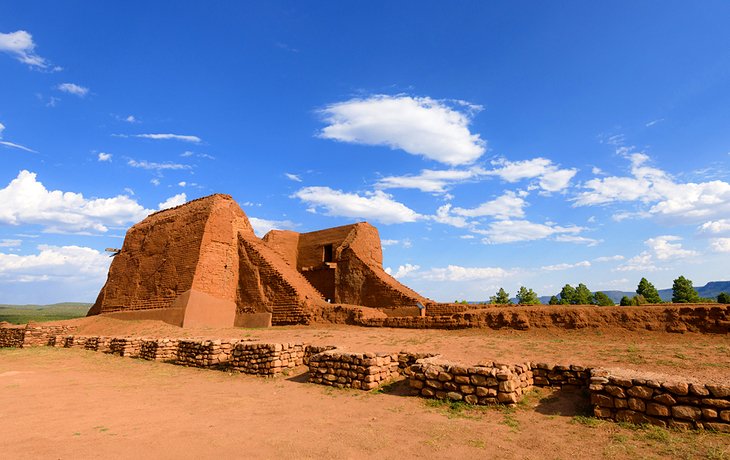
[0, 302, 91, 324]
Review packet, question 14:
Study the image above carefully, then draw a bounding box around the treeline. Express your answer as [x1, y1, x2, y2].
[488, 276, 730, 306]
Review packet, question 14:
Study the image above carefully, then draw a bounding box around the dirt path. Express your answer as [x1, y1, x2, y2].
[0, 348, 728, 459]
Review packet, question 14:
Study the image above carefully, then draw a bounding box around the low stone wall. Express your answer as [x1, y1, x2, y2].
[308, 350, 400, 390]
[140, 338, 179, 361]
[589, 369, 730, 432]
[230, 342, 306, 376]
[177, 339, 237, 368]
[108, 337, 142, 357]
[0, 324, 25, 348]
[532, 363, 591, 388]
[408, 359, 533, 405]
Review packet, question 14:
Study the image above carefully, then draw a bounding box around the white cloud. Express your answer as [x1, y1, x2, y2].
[178, 181, 186, 187]
[150, 178, 160, 186]
[158, 193, 187, 210]
[381, 239, 399, 246]
[554, 235, 601, 246]
[57, 83, 89, 97]
[0, 170, 152, 233]
[0, 239, 21, 248]
[0, 30, 49, 68]
[318, 95, 485, 166]
[710, 238, 730, 253]
[125, 115, 137, 123]
[0, 245, 111, 284]
[699, 219, 730, 236]
[430, 204, 469, 228]
[486, 157, 577, 192]
[574, 152, 730, 224]
[594, 255, 625, 263]
[645, 235, 698, 260]
[384, 263, 420, 279]
[541, 260, 591, 271]
[376, 168, 483, 193]
[248, 217, 296, 237]
[130, 133, 201, 143]
[615, 252, 659, 272]
[452, 191, 527, 220]
[0, 121, 36, 153]
[477, 220, 584, 244]
[285, 173, 302, 182]
[645, 118, 664, 127]
[127, 159, 191, 170]
[417, 265, 511, 282]
[292, 186, 421, 224]
[97, 152, 112, 162]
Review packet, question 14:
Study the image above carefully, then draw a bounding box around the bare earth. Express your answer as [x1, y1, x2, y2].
[2, 317, 729, 459]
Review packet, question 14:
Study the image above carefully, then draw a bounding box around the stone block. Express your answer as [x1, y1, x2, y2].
[671, 405, 702, 421]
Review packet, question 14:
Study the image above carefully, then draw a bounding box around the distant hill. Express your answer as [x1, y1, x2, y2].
[0, 303, 91, 324]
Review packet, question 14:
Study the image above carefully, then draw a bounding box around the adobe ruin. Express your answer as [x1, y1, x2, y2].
[88, 194, 430, 327]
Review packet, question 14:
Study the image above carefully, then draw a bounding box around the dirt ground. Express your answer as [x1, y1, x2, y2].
[1, 347, 728, 460]
[67, 316, 730, 383]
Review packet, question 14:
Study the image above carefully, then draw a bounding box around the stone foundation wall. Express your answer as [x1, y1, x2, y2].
[108, 338, 142, 357]
[0, 325, 25, 347]
[140, 338, 179, 361]
[230, 342, 305, 376]
[407, 359, 533, 405]
[531, 363, 591, 388]
[177, 339, 237, 368]
[589, 369, 730, 432]
[308, 350, 400, 390]
[0, 323, 77, 348]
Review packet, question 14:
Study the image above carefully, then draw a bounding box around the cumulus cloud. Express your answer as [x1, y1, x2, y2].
[452, 191, 527, 220]
[318, 95, 486, 166]
[57, 83, 89, 97]
[429, 204, 469, 228]
[710, 238, 730, 253]
[97, 152, 112, 162]
[0, 121, 36, 153]
[127, 159, 191, 170]
[248, 217, 297, 237]
[158, 193, 187, 210]
[699, 219, 730, 236]
[292, 186, 421, 224]
[0, 245, 110, 285]
[384, 263, 420, 279]
[0, 239, 21, 248]
[486, 157, 577, 192]
[541, 260, 591, 271]
[376, 168, 483, 194]
[645, 235, 698, 260]
[417, 265, 511, 282]
[0, 170, 153, 233]
[574, 152, 730, 225]
[0, 30, 50, 68]
[477, 220, 584, 244]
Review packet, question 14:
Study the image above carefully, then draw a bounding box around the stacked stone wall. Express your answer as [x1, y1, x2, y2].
[531, 363, 591, 388]
[229, 342, 305, 376]
[0, 324, 77, 348]
[140, 338, 179, 361]
[407, 360, 533, 405]
[308, 350, 400, 390]
[0, 325, 25, 347]
[177, 339, 237, 368]
[108, 338, 142, 357]
[589, 370, 730, 432]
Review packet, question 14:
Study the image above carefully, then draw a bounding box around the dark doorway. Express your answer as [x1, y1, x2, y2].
[323, 244, 333, 263]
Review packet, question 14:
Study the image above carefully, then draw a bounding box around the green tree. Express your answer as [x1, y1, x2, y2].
[573, 283, 593, 305]
[672, 276, 700, 303]
[558, 284, 576, 305]
[548, 295, 560, 305]
[593, 291, 614, 306]
[636, 278, 662, 303]
[490, 288, 511, 305]
[620, 296, 633, 306]
[516, 286, 541, 305]
[718, 292, 730, 304]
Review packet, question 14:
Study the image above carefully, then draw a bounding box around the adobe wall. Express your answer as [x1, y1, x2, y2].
[354, 304, 730, 333]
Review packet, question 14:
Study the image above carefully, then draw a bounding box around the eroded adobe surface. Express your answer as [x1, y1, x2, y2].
[90, 194, 429, 327]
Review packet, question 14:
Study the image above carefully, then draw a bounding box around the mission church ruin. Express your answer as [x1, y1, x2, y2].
[89, 194, 430, 327]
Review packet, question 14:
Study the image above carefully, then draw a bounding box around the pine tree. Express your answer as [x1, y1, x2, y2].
[636, 277, 662, 303]
[672, 276, 700, 303]
[516, 286, 541, 305]
[490, 288, 511, 305]
[718, 292, 730, 304]
[593, 291, 614, 306]
[620, 296, 633, 306]
[558, 284, 576, 305]
[573, 283, 593, 305]
[548, 295, 560, 305]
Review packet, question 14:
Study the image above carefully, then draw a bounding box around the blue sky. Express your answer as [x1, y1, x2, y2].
[1, 2, 729, 304]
